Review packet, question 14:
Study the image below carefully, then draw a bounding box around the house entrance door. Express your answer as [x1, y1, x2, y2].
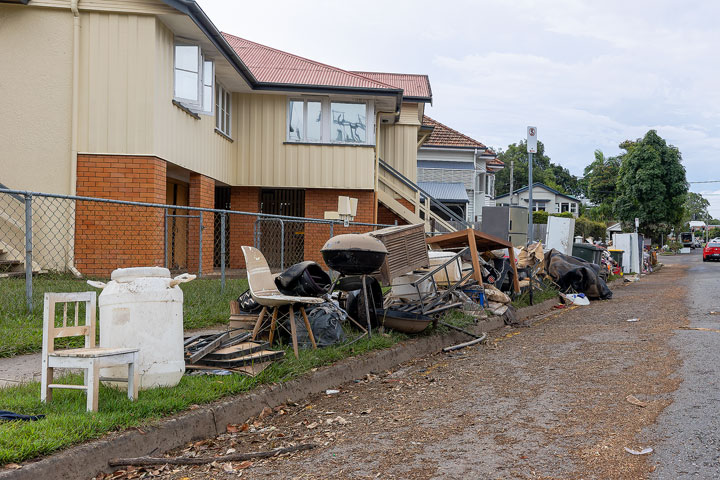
[258, 189, 305, 269]
[166, 181, 189, 271]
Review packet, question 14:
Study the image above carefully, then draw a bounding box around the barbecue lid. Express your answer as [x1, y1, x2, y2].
[321, 234, 388, 253]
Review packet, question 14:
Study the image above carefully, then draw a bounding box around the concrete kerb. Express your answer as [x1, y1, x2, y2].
[2, 303, 561, 480]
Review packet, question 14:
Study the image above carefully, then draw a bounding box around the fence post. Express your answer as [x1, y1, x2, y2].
[198, 211, 203, 278]
[220, 212, 226, 292]
[24, 194, 33, 312]
[164, 207, 168, 269]
[280, 219, 285, 271]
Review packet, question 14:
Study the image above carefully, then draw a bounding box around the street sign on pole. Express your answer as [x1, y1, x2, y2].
[527, 126, 536, 245]
[527, 126, 537, 154]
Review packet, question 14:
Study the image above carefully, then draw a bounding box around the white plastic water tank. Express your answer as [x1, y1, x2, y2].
[88, 267, 195, 389]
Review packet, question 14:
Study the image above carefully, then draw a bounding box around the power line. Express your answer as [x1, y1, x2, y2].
[689, 180, 720, 184]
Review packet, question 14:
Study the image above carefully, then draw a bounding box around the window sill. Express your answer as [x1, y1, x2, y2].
[215, 128, 234, 142]
[283, 141, 374, 148]
[172, 100, 200, 120]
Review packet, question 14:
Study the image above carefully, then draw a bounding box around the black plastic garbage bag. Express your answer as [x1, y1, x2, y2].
[286, 302, 347, 348]
[275, 261, 331, 297]
[544, 249, 613, 300]
[236, 289, 262, 313]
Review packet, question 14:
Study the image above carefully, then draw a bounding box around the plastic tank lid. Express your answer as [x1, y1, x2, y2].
[111, 267, 171, 283]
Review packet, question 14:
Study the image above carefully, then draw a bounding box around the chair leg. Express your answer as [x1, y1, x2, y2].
[86, 360, 99, 412]
[41, 365, 53, 403]
[128, 356, 138, 401]
[289, 305, 299, 359]
[300, 307, 317, 349]
[251, 307, 268, 341]
[268, 308, 279, 346]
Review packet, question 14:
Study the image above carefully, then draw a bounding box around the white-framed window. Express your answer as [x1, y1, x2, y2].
[174, 40, 213, 114]
[215, 83, 231, 137]
[287, 97, 374, 145]
[570, 202, 578, 214]
[560, 202, 570, 213]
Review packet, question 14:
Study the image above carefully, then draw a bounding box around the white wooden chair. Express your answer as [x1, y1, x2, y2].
[241, 246, 324, 358]
[41, 292, 139, 412]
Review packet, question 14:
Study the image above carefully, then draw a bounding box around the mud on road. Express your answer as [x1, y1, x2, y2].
[100, 264, 688, 480]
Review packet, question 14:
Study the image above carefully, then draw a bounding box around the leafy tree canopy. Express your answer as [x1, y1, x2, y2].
[582, 150, 621, 207]
[614, 130, 688, 239]
[495, 140, 581, 197]
[682, 192, 710, 223]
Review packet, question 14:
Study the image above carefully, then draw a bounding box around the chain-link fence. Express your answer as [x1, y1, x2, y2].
[0, 188, 394, 312]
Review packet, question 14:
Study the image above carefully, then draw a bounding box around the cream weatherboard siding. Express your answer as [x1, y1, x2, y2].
[153, 20, 238, 186]
[0, 5, 74, 195]
[234, 93, 375, 190]
[77, 12, 157, 156]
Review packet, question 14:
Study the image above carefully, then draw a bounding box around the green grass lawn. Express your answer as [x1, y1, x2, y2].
[511, 281, 559, 309]
[0, 274, 248, 357]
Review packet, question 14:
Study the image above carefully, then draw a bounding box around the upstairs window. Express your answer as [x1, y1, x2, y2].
[215, 83, 232, 137]
[174, 41, 213, 114]
[287, 97, 373, 144]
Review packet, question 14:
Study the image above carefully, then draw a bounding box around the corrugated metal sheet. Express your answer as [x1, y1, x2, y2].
[418, 182, 469, 203]
[351, 71, 431, 100]
[223, 33, 397, 90]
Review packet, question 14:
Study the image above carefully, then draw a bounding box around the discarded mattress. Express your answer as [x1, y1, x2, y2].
[544, 249, 613, 300]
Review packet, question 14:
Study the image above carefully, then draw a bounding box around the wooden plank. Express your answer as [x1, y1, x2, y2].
[187, 332, 230, 364]
[203, 341, 268, 360]
[193, 350, 285, 369]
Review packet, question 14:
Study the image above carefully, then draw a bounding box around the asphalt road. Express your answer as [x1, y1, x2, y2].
[648, 250, 720, 479]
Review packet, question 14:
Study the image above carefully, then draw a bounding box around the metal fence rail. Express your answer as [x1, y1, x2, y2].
[0, 188, 394, 312]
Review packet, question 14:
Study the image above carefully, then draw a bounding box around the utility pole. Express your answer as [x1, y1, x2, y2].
[509, 160, 514, 205]
[527, 127, 537, 245]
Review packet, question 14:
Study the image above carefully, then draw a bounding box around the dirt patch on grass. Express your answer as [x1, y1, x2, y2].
[99, 265, 688, 480]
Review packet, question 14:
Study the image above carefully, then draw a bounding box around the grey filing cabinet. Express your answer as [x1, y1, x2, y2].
[481, 206, 528, 246]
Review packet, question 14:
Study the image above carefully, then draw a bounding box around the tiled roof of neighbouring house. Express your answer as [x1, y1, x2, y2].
[222, 33, 399, 91]
[422, 116, 488, 150]
[350, 71, 432, 100]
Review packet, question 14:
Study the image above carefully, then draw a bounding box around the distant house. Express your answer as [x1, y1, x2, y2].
[417, 116, 503, 223]
[495, 182, 580, 217]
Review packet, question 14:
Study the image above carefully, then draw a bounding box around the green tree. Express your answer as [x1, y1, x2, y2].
[583, 150, 621, 206]
[495, 140, 580, 196]
[614, 130, 688, 240]
[682, 192, 710, 222]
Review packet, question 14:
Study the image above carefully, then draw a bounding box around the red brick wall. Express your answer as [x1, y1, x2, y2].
[229, 186, 260, 268]
[187, 173, 215, 274]
[304, 189, 375, 267]
[377, 197, 414, 227]
[75, 155, 166, 276]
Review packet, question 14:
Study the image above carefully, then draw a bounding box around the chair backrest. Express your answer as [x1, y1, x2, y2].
[241, 246, 280, 295]
[42, 292, 96, 354]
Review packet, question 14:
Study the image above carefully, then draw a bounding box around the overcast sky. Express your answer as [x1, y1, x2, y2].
[199, 0, 720, 219]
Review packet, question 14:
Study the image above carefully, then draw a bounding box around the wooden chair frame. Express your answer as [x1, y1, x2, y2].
[41, 292, 139, 412]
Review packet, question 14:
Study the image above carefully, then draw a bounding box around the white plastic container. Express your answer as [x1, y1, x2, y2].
[428, 251, 462, 285]
[88, 267, 195, 390]
[390, 273, 432, 300]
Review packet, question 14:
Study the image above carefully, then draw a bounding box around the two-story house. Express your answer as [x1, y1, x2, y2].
[0, 0, 437, 274]
[417, 116, 503, 224]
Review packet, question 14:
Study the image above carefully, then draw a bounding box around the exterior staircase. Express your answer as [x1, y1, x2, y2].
[377, 159, 470, 233]
[0, 184, 42, 278]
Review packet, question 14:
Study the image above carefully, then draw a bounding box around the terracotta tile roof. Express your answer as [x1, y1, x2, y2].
[222, 33, 398, 91]
[350, 71, 431, 100]
[422, 116, 488, 149]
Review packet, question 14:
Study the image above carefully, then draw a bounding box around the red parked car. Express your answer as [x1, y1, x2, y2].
[703, 242, 720, 262]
